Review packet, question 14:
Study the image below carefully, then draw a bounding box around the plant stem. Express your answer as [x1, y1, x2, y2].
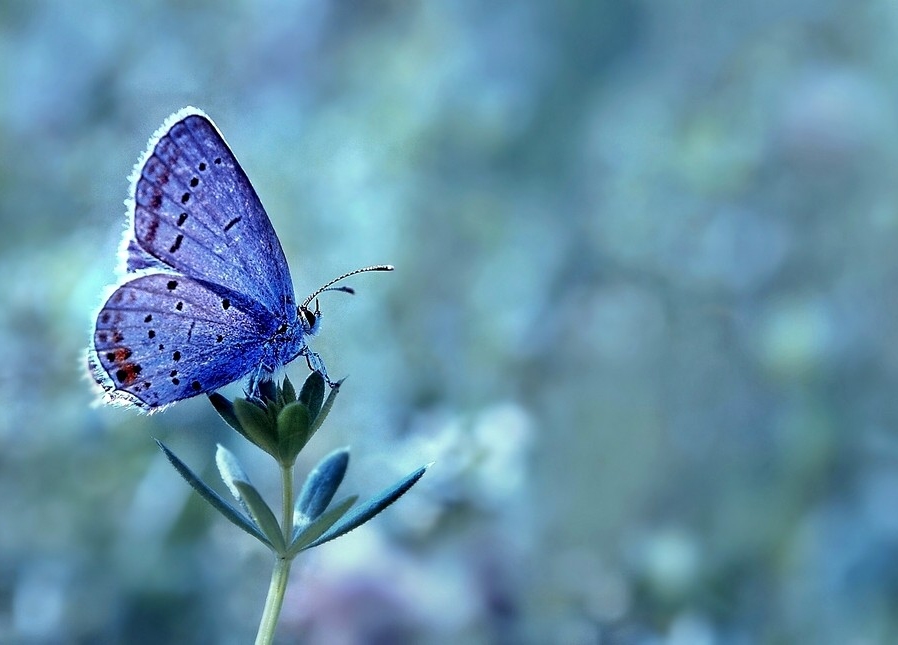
[254, 463, 295, 645]
[255, 556, 291, 645]
[281, 463, 295, 537]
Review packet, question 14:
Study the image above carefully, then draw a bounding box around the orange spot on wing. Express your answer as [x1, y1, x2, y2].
[115, 362, 143, 386]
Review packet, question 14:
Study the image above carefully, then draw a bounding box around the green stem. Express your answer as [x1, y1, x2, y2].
[255, 557, 291, 645]
[254, 464, 295, 645]
[281, 463, 295, 536]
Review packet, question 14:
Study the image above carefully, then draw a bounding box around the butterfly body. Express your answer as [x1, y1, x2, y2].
[90, 108, 387, 411]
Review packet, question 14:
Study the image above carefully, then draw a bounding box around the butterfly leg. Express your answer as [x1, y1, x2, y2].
[303, 348, 337, 388]
[246, 363, 276, 399]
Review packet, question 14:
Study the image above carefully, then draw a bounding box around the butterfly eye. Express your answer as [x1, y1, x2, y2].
[299, 307, 316, 330]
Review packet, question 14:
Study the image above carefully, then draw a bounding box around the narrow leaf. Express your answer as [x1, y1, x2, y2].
[208, 394, 254, 442]
[309, 378, 343, 435]
[282, 374, 297, 404]
[155, 440, 271, 548]
[298, 371, 325, 420]
[215, 444, 252, 511]
[276, 402, 312, 465]
[304, 464, 429, 550]
[256, 377, 278, 404]
[233, 398, 278, 455]
[234, 481, 286, 554]
[289, 495, 357, 556]
[296, 448, 349, 521]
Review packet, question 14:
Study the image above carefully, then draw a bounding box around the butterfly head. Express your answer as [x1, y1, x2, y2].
[298, 302, 321, 336]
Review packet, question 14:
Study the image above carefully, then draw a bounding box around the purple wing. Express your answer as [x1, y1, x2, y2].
[91, 273, 277, 409]
[123, 108, 295, 315]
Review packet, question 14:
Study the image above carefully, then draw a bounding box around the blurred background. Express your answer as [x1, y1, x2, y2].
[2, 1, 898, 643]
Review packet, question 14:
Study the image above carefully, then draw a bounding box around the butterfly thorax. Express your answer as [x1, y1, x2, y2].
[262, 306, 320, 368]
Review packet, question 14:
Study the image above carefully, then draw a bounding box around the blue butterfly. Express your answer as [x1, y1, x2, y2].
[90, 107, 392, 411]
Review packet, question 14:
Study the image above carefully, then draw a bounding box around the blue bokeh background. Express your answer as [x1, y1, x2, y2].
[3, 2, 898, 643]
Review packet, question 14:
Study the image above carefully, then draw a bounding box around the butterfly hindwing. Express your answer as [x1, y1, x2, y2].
[92, 273, 278, 409]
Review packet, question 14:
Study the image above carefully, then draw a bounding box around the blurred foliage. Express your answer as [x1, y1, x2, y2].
[3, 1, 898, 643]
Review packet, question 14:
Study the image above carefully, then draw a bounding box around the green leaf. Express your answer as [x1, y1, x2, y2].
[305, 464, 429, 549]
[256, 378, 278, 404]
[215, 444, 253, 517]
[276, 402, 312, 466]
[155, 440, 271, 548]
[282, 374, 297, 404]
[233, 398, 278, 455]
[207, 394, 253, 440]
[213, 446, 287, 553]
[216, 444, 247, 490]
[234, 480, 286, 555]
[309, 378, 343, 435]
[296, 448, 349, 521]
[288, 495, 357, 556]
[298, 371, 325, 420]
[211, 445, 285, 553]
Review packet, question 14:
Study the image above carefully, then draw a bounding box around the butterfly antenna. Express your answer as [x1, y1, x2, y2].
[302, 265, 394, 307]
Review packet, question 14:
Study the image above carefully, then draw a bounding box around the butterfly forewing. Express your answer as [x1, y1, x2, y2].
[129, 110, 295, 315]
